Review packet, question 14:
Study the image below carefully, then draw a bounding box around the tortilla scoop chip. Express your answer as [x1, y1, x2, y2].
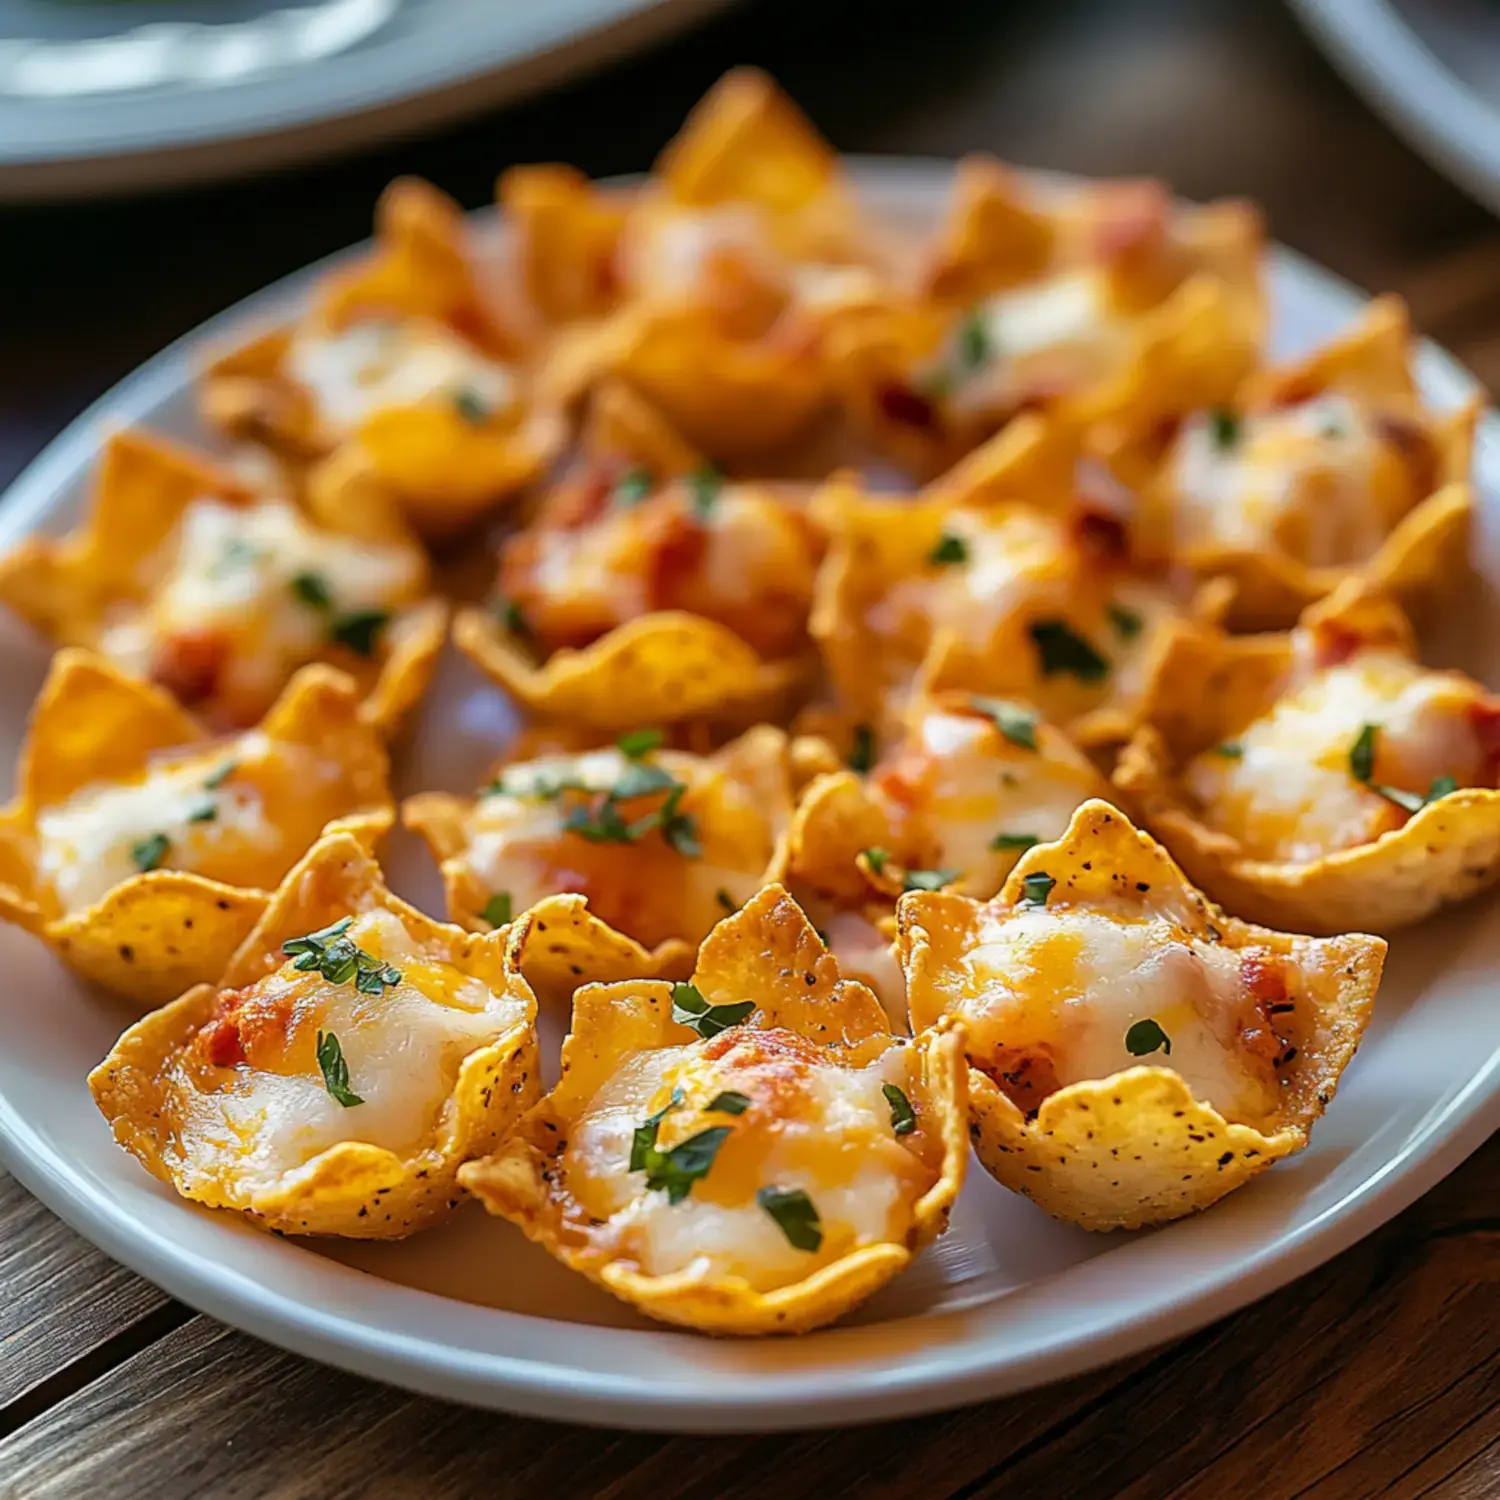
[900, 800, 1383, 1230]
[89, 830, 540, 1238]
[499, 163, 627, 326]
[613, 304, 832, 461]
[919, 155, 1056, 304]
[656, 69, 839, 223]
[460, 884, 969, 1334]
[580, 378, 706, 477]
[1114, 586, 1500, 934]
[0, 651, 394, 1005]
[454, 606, 810, 730]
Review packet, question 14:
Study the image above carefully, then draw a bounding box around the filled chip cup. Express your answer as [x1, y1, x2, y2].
[0, 429, 446, 734]
[1115, 580, 1500, 933]
[0, 651, 392, 1005]
[404, 724, 794, 963]
[460, 884, 968, 1335]
[89, 830, 540, 1238]
[900, 800, 1383, 1230]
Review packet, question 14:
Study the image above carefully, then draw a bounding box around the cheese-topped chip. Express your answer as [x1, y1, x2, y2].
[1115, 581, 1500, 933]
[810, 451, 1213, 746]
[0, 430, 445, 734]
[900, 799, 1383, 1230]
[1109, 297, 1479, 628]
[404, 725, 793, 963]
[833, 159, 1263, 476]
[0, 650, 392, 1004]
[89, 830, 538, 1237]
[203, 178, 560, 539]
[460, 884, 967, 1335]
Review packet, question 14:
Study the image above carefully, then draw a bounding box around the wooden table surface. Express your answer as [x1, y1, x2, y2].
[3, 1, 1500, 1495]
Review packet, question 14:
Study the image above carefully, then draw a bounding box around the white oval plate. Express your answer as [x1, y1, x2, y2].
[1, 161, 1498, 1433]
[1290, 0, 1500, 218]
[0, 0, 728, 201]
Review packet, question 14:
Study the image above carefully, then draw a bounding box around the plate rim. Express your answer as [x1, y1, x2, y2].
[1, 156, 1498, 1432]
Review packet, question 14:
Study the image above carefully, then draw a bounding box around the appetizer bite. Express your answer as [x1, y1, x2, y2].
[833, 156, 1263, 476]
[1115, 582, 1500, 933]
[453, 433, 820, 727]
[785, 693, 1112, 1020]
[461, 884, 967, 1333]
[900, 800, 1384, 1230]
[89, 830, 539, 1237]
[0, 431, 445, 734]
[1105, 296, 1478, 628]
[810, 420, 1216, 745]
[203, 179, 563, 539]
[0, 651, 391, 1004]
[521, 69, 891, 462]
[404, 724, 793, 962]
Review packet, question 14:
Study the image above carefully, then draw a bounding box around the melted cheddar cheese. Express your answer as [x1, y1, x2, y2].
[952, 900, 1296, 1129]
[1184, 649, 1491, 862]
[460, 746, 775, 949]
[35, 731, 366, 915]
[560, 1028, 941, 1290]
[172, 908, 527, 1200]
[499, 480, 816, 659]
[1169, 394, 1415, 565]
[99, 498, 424, 725]
[285, 318, 515, 435]
[869, 707, 1103, 896]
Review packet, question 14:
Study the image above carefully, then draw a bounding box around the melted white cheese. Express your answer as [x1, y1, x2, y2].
[980, 271, 1111, 361]
[1171, 394, 1381, 564]
[960, 904, 1280, 1126]
[1184, 650, 1482, 861]
[175, 908, 528, 1197]
[567, 1038, 921, 1291]
[286, 318, 514, 434]
[37, 755, 278, 913]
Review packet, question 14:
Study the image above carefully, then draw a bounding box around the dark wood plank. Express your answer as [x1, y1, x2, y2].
[0, 1172, 182, 1431]
[0, 1139, 1494, 1500]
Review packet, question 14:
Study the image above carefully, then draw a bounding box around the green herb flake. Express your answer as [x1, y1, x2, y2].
[1215, 742, 1244, 760]
[613, 467, 655, 508]
[863, 846, 890, 875]
[970, 696, 1038, 750]
[1348, 723, 1378, 784]
[495, 597, 530, 637]
[757, 1185, 823, 1251]
[330, 609, 390, 659]
[1208, 408, 1241, 451]
[634, 1121, 733, 1205]
[1107, 603, 1143, 641]
[316, 1030, 364, 1107]
[706, 1090, 751, 1116]
[1125, 1018, 1172, 1057]
[991, 831, 1038, 851]
[715, 888, 739, 915]
[927, 532, 969, 567]
[1426, 774, 1459, 803]
[481, 892, 513, 928]
[882, 1082, 917, 1136]
[453, 386, 489, 424]
[291, 570, 333, 611]
[670, 982, 755, 1040]
[617, 727, 665, 759]
[957, 309, 992, 373]
[903, 867, 960, 893]
[847, 723, 876, 774]
[687, 465, 723, 520]
[1030, 620, 1110, 682]
[130, 833, 171, 873]
[203, 760, 238, 790]
[282, 917, 402, 995]
[1020, 871, 1055, 907]
[186, 802, 217, 825]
